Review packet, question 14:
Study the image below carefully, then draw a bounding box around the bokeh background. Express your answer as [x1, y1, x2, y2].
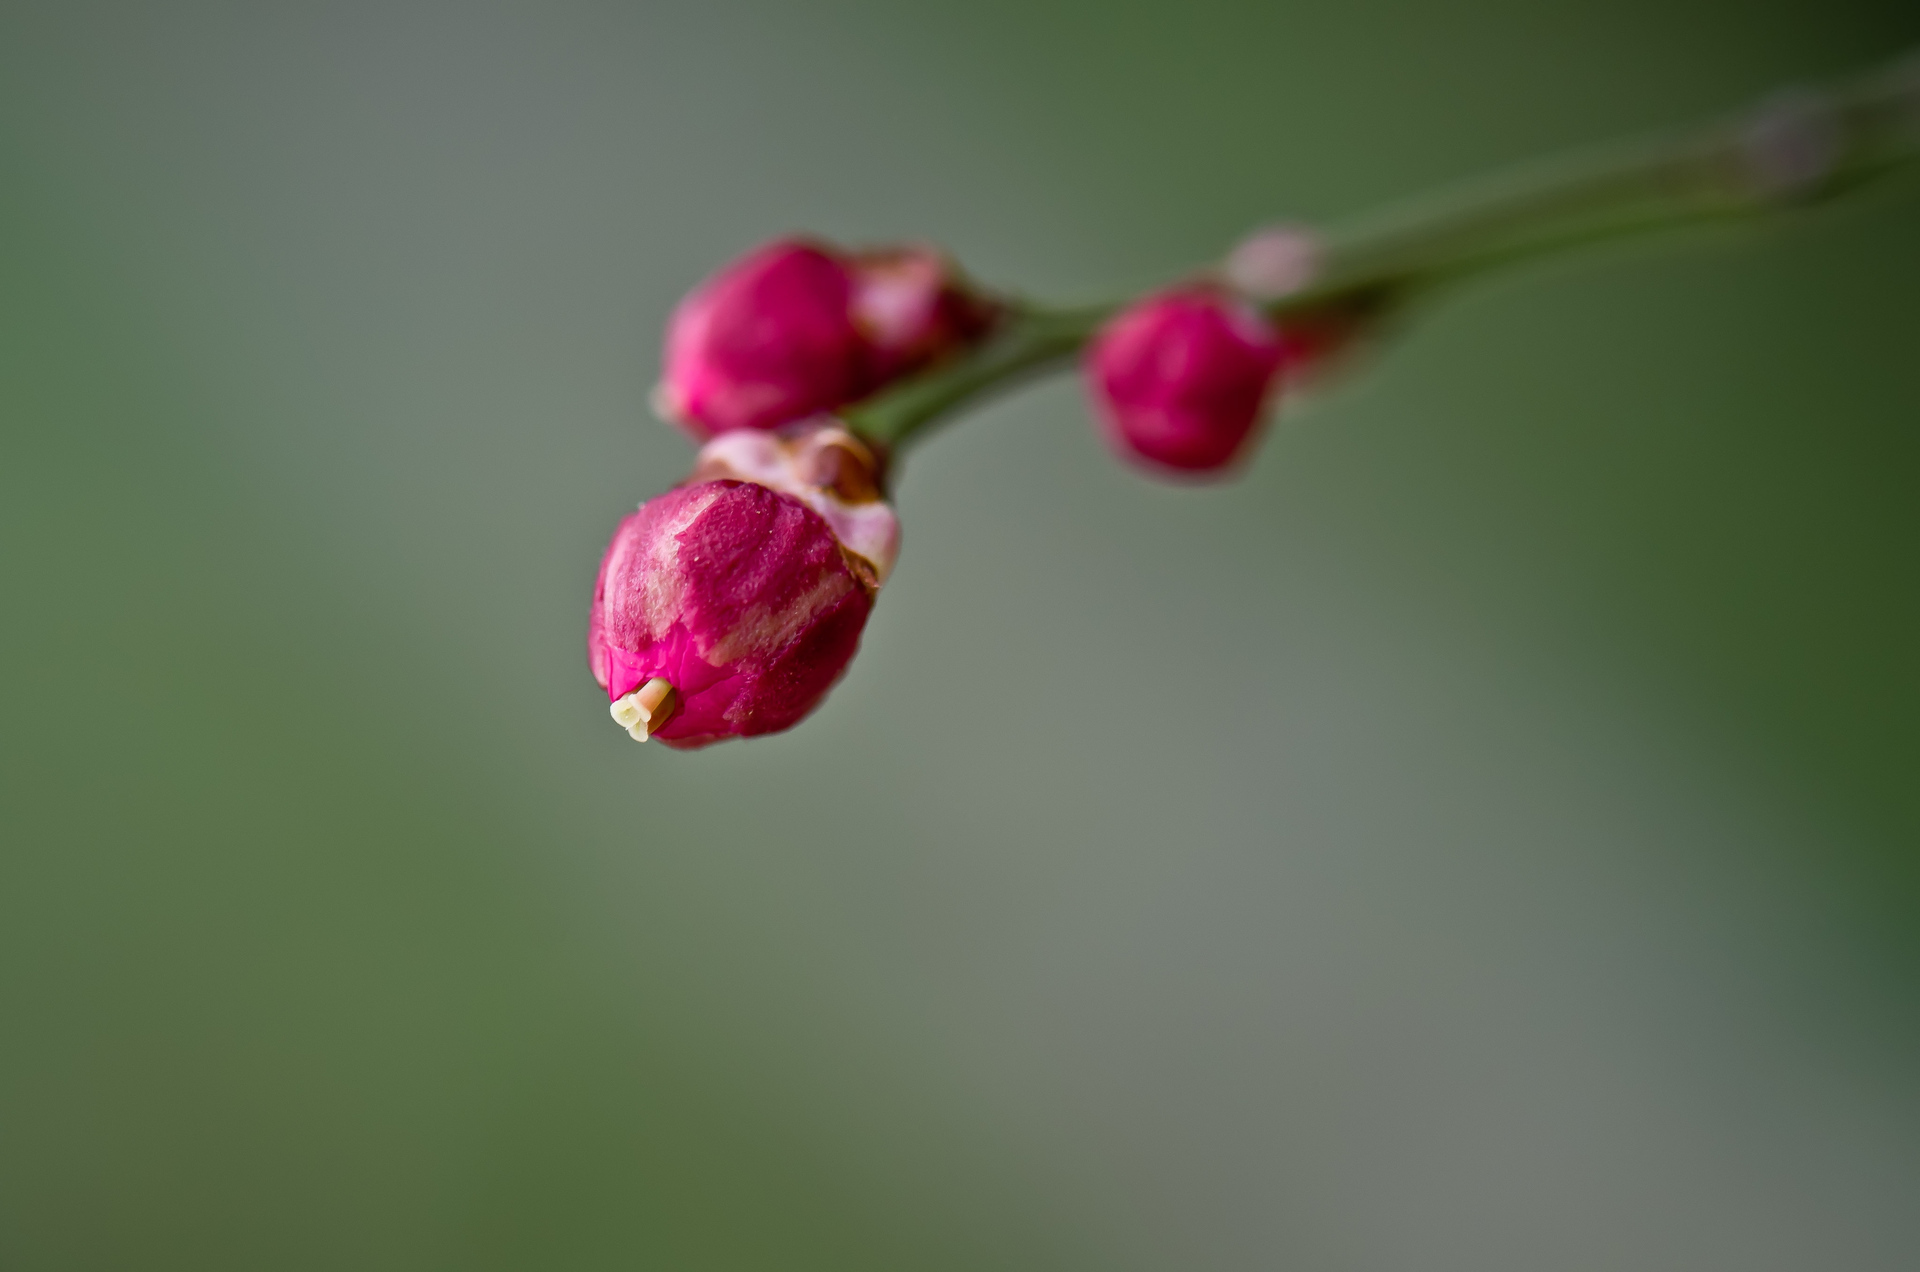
[3, 1, 1917, 1268]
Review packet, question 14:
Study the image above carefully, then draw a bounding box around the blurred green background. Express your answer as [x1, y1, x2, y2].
[3, 1, 1917, 1267]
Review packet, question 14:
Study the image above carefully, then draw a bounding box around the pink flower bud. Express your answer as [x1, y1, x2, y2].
[849, 245, 997, 384]
[656, 239, 866, 439]
[1222, 225, 1323, 301]
[690, 419, 901, 584]
[1085, 286, 1287, 475]
[590, 420, 899, 749]
[656, 239, 997, 440]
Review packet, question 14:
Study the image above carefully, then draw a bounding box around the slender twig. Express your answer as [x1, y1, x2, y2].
[845, 51, 1919, 451]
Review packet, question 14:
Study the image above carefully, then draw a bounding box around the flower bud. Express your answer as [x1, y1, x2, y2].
[1222, 224, 1323, 301]
[849, 245, 998, 384]
[1085, 285, 1287, 475]
[656, 238, 997, 440]
[656, 239, 866, 439]
[590, 420, 899, 749]
[689, 419, 900, 584]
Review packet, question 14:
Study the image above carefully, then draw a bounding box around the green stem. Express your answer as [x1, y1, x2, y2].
[845, 50, 1919, 452]
[852, 302, 1112, 450]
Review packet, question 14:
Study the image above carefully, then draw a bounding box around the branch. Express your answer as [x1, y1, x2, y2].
[846, 50, 1920, 451]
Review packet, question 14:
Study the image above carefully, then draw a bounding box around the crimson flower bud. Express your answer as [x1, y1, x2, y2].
[656, 238, 996, 440]
[590, 420, 898, 749]
[656, 239, 865, 439]
[1085, 285, 1287, 475]
[849, 244, 998, 384]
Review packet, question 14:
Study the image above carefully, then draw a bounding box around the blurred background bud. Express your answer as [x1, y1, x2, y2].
[1086, 285, 1286, 474]
[1223, 224, 1324, 299]
[851, 244, 1000, 384]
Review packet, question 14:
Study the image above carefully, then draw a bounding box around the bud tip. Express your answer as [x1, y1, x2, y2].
[610, 677, 679, 742]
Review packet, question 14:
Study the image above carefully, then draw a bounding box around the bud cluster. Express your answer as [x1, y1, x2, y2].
[587, 50, 1918, 748]
[594, 231, 1362, 747]
[591, 235, 991, 749]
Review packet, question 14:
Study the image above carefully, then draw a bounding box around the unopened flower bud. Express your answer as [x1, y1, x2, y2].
[590, 419, 899, 749]
[1223, 224, 1324, 300]
[689, 418, 901, 584]
[849, 245, 998, 384]
[1222, 224, 1380, 393]
[656, 239, 866, 439]
[1085, 285, 1287, 475]
[657, 239, 998, 440]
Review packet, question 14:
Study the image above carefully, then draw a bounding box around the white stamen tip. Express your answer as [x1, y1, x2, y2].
[610, 677, 679, 742]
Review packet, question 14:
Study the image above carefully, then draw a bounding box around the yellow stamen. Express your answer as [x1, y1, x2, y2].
[609, 678, 679, 742]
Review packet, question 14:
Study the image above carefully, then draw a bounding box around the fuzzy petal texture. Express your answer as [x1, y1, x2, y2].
[689, 419, 900, 585]
[1086, 286, 1286, 475]
[590, 480, 875, 748]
